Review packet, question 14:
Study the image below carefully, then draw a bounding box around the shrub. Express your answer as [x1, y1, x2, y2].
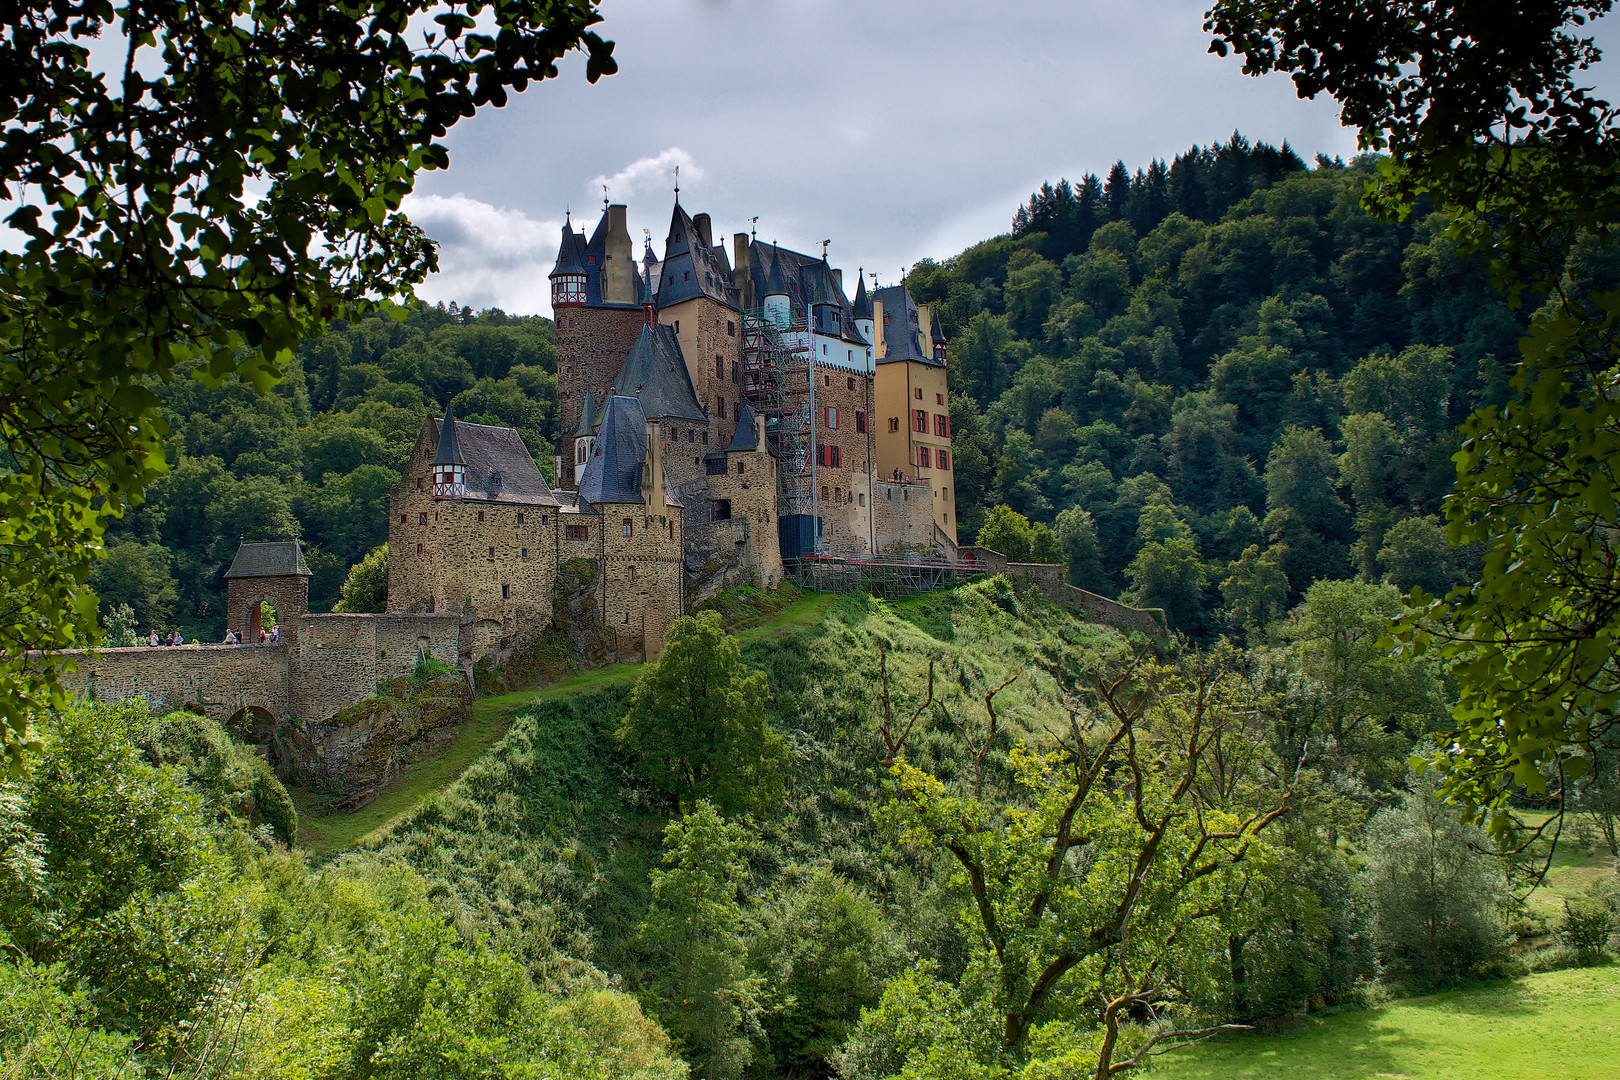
[1559, 898, 1613, 962]
[1359, 770, 1510, 986]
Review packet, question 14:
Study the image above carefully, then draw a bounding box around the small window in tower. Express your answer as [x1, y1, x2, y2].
[822, 343, 827, 354]
[416, 541, 425, 554]
[628, 565, 636, 581]
[823, 373, 830, 386]
[731, 361, 739, 384]
[716, 355, 724, 378]
[623, 517, 634, 538]
[399, 514, 406, 524]
[487, 546, 495, 558]
[727, 320, 736, 336]
[674, 319, 680, 333]
[737, 461, 745, 475]
[848, 349, 854, 364]
[418, 512, 428, 525]
[846, 376, 855, 390]
[501, 583, 510, 599]
[856, 410, 867, 433]
[516, 512, 525, 524]
[858, 492, 866, 507]
[702, 431, 708, 444]
[821, 485, 829, 500]
[830, 446, 842, 467]
[668, 520, 675, 539]
[477, 510, 485, 523]
[683, 271, 689, 282]
[915, 386, 923, 400]
[937, 392, 946, 405]
[888, 417, 900, 433]
[718, 398, 727, 419]
[834, 487, 842, 501]
[521, 547, 529, 559]
[542, 515, 549, 525]
[416, 477, 423, 490]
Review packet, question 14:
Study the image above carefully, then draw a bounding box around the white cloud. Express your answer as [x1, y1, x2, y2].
[403, 193, 561, 317]
[589, 147, 701, 205]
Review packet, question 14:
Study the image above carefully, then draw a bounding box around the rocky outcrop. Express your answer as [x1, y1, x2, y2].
[278, 669, 471, 809]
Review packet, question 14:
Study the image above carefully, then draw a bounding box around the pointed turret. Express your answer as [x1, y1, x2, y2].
[430, 401, 467, 497]
[726, 401, 760, 452]
[851, 271, 872, 321]
[930, 311, 948, 362]
[549, 217, 588, 308]
[575, 388, 597, 437]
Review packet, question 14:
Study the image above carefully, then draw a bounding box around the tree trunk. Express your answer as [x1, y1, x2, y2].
[1228, 932, 1251, 1021]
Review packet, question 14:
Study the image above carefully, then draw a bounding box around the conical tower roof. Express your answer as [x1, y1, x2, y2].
[851, 271, 872, 320]
[431, 401, 465, 465]
[549, 218, 586, 278]
[727, 401, 759, 451]
[763, 247, 789, 298]
[575, 388, 598, 438]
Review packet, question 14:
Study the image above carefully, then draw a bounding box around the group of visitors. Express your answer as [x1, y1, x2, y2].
[146, 630, 186, 647]
[221, 626, 277, 645]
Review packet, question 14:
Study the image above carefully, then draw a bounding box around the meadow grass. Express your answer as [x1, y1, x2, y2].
[1150, 966, 1620, 1079]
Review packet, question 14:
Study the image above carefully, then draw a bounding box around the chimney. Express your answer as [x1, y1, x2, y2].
[693, 212, 713, 249]
[831, 268, 843, 293]
[603, 204, 634, 304]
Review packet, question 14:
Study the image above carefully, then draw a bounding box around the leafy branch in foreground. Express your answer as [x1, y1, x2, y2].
[869, 645, 1296, 1079]
[1206, 0, 1620, 838]
[0, 0, 616, 769]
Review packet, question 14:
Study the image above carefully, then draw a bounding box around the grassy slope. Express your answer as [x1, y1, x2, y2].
[294, 593, 839, 857]
[1151, 966, 1620, 1079]
[348, 580, 1127, 980]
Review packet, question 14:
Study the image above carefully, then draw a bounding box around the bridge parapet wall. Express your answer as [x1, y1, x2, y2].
[52, 644, 291, 727]
[957, 548, 1167, 637]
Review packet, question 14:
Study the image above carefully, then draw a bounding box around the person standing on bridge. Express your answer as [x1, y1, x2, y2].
[148, 630, 159, 647]
[269, 626, 279, 644]
[224, 629, 238, 645]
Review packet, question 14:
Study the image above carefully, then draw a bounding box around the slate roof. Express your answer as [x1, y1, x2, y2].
[431, 401, 465, 465]
[431, 416, 560, 506]
[931, 311, 947, 345]
[655, 203, 738, 309]
[548, 208, 640, 309]
[727, 401, 759, 451]
[574, 388, 598, 438]
[745, 241, 868, 346]
[225, 540, 311, 579]
[549, 218, 587, 278]
[874, 284, 939, 367]
[851, 272, 872, 321]
[612, 322, 709, 424]
[577, 395, 648, 506]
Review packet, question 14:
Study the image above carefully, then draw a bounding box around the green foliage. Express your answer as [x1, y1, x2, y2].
[336, 543, 390, 614]
[0, 0, 615, 770]
[973, 504, 1060, 563]
[618, 611, 786, 816]
[1558, 898, 1614, 962]
[639, 802, 758, 1080]
[1360, 771, 1510, 986]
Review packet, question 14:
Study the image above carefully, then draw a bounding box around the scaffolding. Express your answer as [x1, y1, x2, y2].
[740, 305, 815, 520]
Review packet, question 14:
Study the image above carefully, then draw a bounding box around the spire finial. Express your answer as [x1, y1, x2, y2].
[565, 205, 571, 225]
[602, 184, 609, 211]
[821, 239, 831, 259]
[673, 165, 680, 203]
[749, 215, 759, 240]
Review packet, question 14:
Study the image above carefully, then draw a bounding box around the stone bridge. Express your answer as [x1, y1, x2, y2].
[55, 611, 463, 731]
[52, 542, 464, 733]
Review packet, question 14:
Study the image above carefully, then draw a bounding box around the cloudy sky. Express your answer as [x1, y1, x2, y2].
[396, 1, 1617, 317]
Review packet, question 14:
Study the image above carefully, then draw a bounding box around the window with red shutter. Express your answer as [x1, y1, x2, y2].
[914, 409, 928, 432]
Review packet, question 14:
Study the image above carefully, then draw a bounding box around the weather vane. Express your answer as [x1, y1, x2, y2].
[673, 165, 680, 202]
[749, 215, 759, 240]
[602, 184, 609, 210]
[821, 239, 831, 258]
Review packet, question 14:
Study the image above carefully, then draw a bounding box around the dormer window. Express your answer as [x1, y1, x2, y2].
[432, 463, 466, 499]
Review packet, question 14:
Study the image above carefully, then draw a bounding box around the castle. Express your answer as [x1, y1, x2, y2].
[386, 195, 959, 662]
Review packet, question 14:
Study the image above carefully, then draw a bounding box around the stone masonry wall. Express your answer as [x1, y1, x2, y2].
[810, 369, 877, 553]
[872, 479, 940, 553]
[556, 305, 647, 489]
[958, 547, 1168, 637]
[289, 612, 461, 722]
[659, 295, 741, 450]
[54, 644, 291, 728]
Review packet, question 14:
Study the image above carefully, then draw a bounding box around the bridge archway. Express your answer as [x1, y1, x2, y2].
[226, 704, 283, 765]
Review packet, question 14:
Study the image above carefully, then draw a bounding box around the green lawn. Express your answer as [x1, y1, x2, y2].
[293, 591, 836, 856]
[1150, 967, 1620, 1079]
